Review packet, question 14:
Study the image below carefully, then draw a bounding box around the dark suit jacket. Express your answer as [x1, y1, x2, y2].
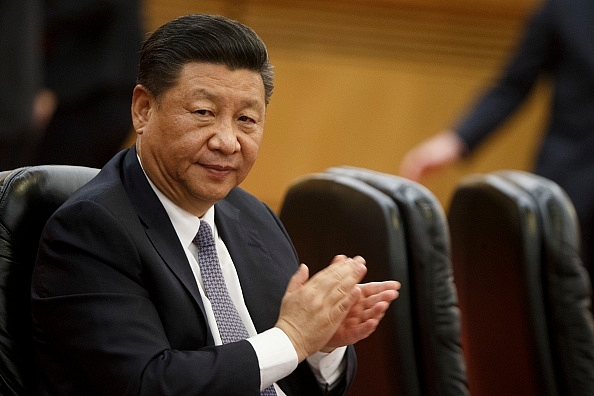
[43, 0, 141, 104]
[454, 0, 594, 220]
[31, 147, 356, 395]
[452, 0, 594, 277]
[35, 0, 143, 168]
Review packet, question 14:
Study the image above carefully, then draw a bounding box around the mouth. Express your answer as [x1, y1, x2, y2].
[201, 163, 234, 178]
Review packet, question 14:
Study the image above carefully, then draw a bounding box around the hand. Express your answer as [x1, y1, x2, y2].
[275, 255, 367, 362]
[399, 130, 466, 181]
[321, 280, 401, 353]
[32, 89, 57, 131]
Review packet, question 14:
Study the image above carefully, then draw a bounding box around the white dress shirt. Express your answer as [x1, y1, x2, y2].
[141, 165, 346, 393]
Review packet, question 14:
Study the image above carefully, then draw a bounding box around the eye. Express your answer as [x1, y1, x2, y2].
[194, 109, 212, 116]
[238, 115, 255, 123]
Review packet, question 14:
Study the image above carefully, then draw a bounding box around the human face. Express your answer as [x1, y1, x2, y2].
[132, 62, 266, 217]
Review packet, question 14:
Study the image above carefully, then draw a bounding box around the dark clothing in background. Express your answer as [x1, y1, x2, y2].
[454, 0, 594, 281]
[0, 0, 43, 169]
[34, 0, 143, 168]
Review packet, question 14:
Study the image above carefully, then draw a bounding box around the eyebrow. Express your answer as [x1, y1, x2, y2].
[193, 88, 265, 110]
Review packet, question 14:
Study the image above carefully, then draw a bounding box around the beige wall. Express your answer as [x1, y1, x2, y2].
[143, 0, 548, 212]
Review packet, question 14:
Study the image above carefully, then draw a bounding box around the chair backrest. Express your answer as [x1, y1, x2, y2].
[0, 170, 19, 187]
[279, 166, 468, 396]
[325, 166, 468, 396]
[280, 172, 415, 395]
[0, 165, 99, 395]
[448, 170, 594, 396]
[494, 170, 594, 395]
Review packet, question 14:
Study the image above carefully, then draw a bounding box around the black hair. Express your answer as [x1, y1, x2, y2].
[137, 14, 274, 104]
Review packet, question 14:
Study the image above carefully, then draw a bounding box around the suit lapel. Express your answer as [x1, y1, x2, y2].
[121, 147, 284, 335]
[215, 200, 286, 333]
[120, 147, 207, 319]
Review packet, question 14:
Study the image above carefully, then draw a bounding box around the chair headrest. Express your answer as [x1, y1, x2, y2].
[0, 165, 99, 396]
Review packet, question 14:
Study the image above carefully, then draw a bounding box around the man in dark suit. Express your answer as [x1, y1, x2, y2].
[399, 0, 594, 285]
[31, 14, 400, 395]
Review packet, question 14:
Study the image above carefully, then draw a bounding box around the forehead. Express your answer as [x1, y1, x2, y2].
[168, 62, 266, 105]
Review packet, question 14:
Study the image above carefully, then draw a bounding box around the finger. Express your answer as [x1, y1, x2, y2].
[330, 255, 366, 266]
[349, 291, 397, 316]
[364, 288, 400, 306]
[343, 317, 382, 341]
[359, 281, 401, 297]
[285, 263, 309, 293]
[349, 283, 399, 312]
[327, 259, 367, 305]
[347, 297, 392, 322]
[330, 254, 347, 264]
[331, 257, 367, 285]
[310, 257, 367, 296]
[329, 281, 362, 318]
[362, 300, 391, 321]
[352, 255, 366, 266]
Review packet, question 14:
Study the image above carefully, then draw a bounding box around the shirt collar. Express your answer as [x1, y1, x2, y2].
[137, 155, 215, 248]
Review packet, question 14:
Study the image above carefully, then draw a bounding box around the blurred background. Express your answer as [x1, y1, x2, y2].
[6, 0, 545, 213]
[142, 0, 545, 212]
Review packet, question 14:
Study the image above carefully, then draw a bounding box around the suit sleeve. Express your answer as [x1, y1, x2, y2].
[454, 1, 555, 152]
[31, 200, 262, 396]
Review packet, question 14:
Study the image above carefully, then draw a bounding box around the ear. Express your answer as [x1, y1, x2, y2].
[131, 85, 154, 135]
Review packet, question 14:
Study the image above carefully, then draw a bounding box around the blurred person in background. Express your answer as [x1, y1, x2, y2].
[399, 0, 594, 286]
[32, 0, 144, 168]
[0, 0, 52, 170]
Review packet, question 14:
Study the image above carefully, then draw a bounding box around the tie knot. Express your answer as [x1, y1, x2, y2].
[195, 221, 216, 248]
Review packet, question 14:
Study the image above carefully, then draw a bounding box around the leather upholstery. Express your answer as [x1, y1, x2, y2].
[496, 170, 594, 395]
[448, 170, 594, 396]
[325, 166, 468, 396]
[0, 170, 19, 188]
[279, 167, 468, 396]
[280, 172, 409, 395]
[0, 165, 99, 395]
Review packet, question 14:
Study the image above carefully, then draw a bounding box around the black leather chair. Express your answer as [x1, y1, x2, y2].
[448, 170, 594, 396]
[324, 166, 468, 396]
[279, 167, 468, 396]
[0, 169, 18, 187]
[0, 165, 99, 395]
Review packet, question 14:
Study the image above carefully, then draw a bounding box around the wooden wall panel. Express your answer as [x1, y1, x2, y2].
[143, 0, 548, 212]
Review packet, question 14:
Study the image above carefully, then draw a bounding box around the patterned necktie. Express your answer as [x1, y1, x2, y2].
[194, 221, 277, 396]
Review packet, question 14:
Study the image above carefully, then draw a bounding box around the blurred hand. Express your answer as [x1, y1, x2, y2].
[31, 89, 57, 131]
[399, 130, 466, 181]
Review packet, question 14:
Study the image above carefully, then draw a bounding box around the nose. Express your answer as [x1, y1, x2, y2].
[208, 120, 240, 154]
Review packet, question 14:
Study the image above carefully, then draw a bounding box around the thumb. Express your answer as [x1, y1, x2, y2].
[286, 263, 309, 293]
